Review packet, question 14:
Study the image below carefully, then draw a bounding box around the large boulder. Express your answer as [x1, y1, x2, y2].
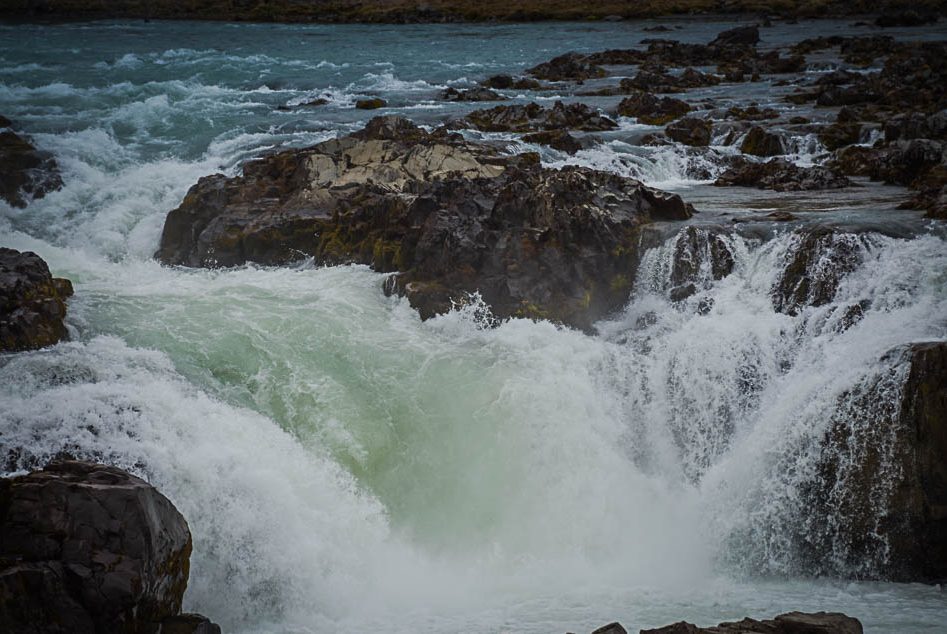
[156, 116, 693, 330]
[0, 248, 73, 352]
[740, 126, 785, 157]
[714, 158, 852, 192]
[616, 92, 691, 125]
[665, 117, 712, 147]
[0, 460, 220, 634]
[0, 117, 63, 208]
[639, 611, 862, 634]
[806, 341, 947, 580]
[465, 101, 616, 132]
[526, 52, 606, 82]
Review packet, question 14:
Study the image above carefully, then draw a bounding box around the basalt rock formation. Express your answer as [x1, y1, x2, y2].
[0, 248, 73, 353]
[0, 460, 221, 634]
[0, 116, 63, 208]
[465, 101, 617, 133]
[156, 116, 693, 330]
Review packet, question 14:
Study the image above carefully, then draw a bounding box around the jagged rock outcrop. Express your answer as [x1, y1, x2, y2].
[772, 227, 865, 315]
[616, 92, 691, 125]
[740, 125, 785, 157]
[806, 341, 947, 581]
[521, 129, 582, 154]
[0, 460, 221, 634]
[156, 116, 693, 330]
[0, 116, 63, 208]
[715, 158, 852, 191]
[440, 87, 505, 102]
[465, 101, 616, 132]
[639, 611, 862, 634]
[665, 117, 712, 147]
[526, 52, 605, 82]
[0, 248, 73, 352]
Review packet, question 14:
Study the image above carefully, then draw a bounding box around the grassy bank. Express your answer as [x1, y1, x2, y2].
[2, 0, 945, 23]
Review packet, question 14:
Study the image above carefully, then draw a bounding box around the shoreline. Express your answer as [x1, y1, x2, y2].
[1, 1, 944, 25]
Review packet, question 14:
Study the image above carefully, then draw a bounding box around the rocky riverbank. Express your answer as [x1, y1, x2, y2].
[0, 460, 220, 634]
[1, 1, 945, 23]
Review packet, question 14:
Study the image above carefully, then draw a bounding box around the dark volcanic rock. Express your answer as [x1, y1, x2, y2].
[616, 92, 691, 125]
[156, 116, 693, 330]
[0, 119, 63, 208]
[355, 97, 387, 109]
[832, 139, 945, 187]
[480, 74, 542, 91]
[709, 25, 760, 49]
[440, 87, 505, 102]
[640, 611, 862, 634]
[808, 341, 947, 580]
[0, 248, 73, 353]
[466, 101, 616, 133]
[884, 110, 947, 143]
[875, 11, 939, 28]
[620, 67, 720, 93]
[772, 227, 864, 315]
[740, 125, 785, 156]
[665, 117, 712, 147]
[521, 129, 582, 154]
[526, 52, 606, 82]
[158, 614, 222, 634]
[715, 158, 852, 192]
[0, 460, 220, 634]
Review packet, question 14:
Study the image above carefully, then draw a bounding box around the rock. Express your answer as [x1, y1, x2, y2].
[0, 460, 220, 634]
[156, 116, 693, 330]
[901, 183, 947, 219]
[709, 25, 760, 49]
[665, 117, 712, 147]
[715, 158, 852, 191]
[668, 226, 735, 288]
[740, 125, 785, 157]
[526, 52, 606, 82]
[590, 622, 626, 634]
[726, 105, 779, 121]
[158, 614, 222, 634]
[440, 87, 505, 102]
[875, 11, 939, 28]
[819, 121, 864, 151]
[884, 110, 947, 143]
[354, 97, 387, 109]
[480, 75, 542, 91]
[521, 129, 582, 154]
[620, 67, 720, 93]
[833, 139, 945, 187]
[466, 101, 616, 133]
[616, 92, 691, 125]
[772, 227, 864, 315]
[808, 341, 947, 580]
[0, 119, 63, 208]
[0, 248, 73, 353]
[640, 612, 862, 634]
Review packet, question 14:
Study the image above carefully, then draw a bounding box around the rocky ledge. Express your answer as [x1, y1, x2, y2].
[0, 115, 63, 208]
[156, 115, 693, 330]
[585, 611, 862, 634]
[0, 460, 220, 634]
[0, 248, 73, 353]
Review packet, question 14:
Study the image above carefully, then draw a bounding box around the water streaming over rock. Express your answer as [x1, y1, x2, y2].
[1, 18, 946, 634]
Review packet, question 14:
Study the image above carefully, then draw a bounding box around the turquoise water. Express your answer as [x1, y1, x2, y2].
[2, 18, 947, 633]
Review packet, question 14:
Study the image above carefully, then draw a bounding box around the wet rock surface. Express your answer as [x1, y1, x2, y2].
[638, 611, 862, 634]
[0, 248, 73, 353]
[465, 101, 616, 132]
[771, 227, 864, 315]
[616, 92, 691, 125]
[0, 460, 220, 634]
[0, 116, 63, 208]
[156, 116, 693, 330]
[715, 158, 852, 192]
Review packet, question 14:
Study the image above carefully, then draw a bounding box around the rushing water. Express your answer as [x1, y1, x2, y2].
[2, 17, 947, 634]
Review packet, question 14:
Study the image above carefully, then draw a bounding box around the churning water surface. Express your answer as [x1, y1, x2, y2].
[1, 17, 946, 634]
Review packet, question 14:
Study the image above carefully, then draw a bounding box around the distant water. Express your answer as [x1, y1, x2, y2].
[2, 18, 947, 634]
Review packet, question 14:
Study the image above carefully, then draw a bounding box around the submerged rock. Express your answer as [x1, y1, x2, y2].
[0, 248, 73, 352]
[0, 460, 220, 633]
[0, 117, 63, 208]
[354, 97, 387, 109]
[714, 158, 852, 191]
[465, 101, 616, 132]
[156, 116, 693, 330]
[639, 611, 862, 634]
